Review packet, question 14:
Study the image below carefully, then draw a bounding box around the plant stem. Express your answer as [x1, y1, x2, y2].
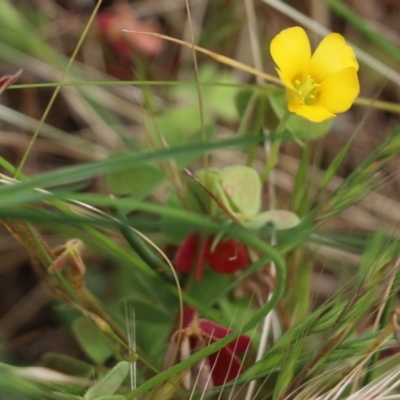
[261, 110, 291, 182]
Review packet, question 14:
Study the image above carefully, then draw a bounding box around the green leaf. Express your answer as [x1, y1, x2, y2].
[147, 106, 215, 169]
[291, 144, 311, 215]
[195, 167, 225, 218]
[41, 353, 93, 378]
[72, 317, 115, 365]
[245, 210, 300, 230]
[272, 341, 303, 400]
[200, 65, 238, 121]
[220, 165, 261, 220]
[135, 321, 171, 361]
[145, 373, 183, 400]
[85, 362, 129, 400]
[161, 178, 209, 244]
[104, 159, 164, 196]
[315, 129, 357, 197]
[0, 366, 46, 399]
[173, 63, 239, 121]
[235, 88, 254, 118]
[190, 267, 231, 306]
[122, 298, 171, 324]
[96, 396, 126, 400]
[235, 89, 273, 164]
[236, 88, 277, 131]
[0, 135, 266, 210]
[52, 394, 83, 400]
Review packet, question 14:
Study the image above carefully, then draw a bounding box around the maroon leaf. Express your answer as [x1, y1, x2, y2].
[206, 238, 250, 274]
[171, 306, 251, 389]
[0, 69, 22, 96]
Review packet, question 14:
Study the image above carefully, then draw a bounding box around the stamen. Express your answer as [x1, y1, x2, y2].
[293, 75, 320, 105]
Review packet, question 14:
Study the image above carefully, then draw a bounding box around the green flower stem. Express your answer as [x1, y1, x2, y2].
[261, 110, 291, 182]
[246, 109, 290, 400]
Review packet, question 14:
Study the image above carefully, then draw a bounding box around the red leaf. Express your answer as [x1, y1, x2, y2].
[174, 234, 209, 280]
[195, 237, 211, 281]
[208, 346, 243, 386]
[174, 233, 199, 274]
[183, 306, 198, 328]
[170, 307, 252, 389]
[199, 319, 251, 354]
[206, 238, 250, 274]
[0, 70, 22, 96]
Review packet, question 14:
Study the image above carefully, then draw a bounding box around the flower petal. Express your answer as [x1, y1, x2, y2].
[276, 68, 295, 90]
[309, 33, 359, 83]
[317, 67, 360, 113]
[288, 102, 335, 122]
[270, 27, 311, 83]
[208, 347, 243, 386]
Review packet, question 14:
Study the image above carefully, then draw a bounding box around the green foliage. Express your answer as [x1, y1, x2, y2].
[41, 353, 93, 378]
[2, 1, 400, 399]
[104, 159, 165, 197]
[85, 362, 129, 400]
[171, 63, 239, 121]
[72, 317, 115, 365]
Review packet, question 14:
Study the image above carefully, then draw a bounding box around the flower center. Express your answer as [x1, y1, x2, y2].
[294, 75, 320, 105]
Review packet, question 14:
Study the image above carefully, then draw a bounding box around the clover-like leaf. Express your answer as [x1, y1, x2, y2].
[245, 210, 300, 230]
[220, 166, 261, 220]
[194, 166, 261, 222]
[72, 317, 114, 365]
[85, 361, 129, 400]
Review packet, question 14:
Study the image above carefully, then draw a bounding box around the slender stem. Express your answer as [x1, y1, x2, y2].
[246, 109, 290, 400]
[261, 110, 291, 182]
[184, 0, 208, 172]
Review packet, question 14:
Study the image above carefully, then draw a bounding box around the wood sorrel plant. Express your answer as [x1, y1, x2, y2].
[160, 25, 361, 397]
[5, 5, 400, 399]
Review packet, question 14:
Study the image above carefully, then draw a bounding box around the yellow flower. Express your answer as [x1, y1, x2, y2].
[270, 26, 359, 122]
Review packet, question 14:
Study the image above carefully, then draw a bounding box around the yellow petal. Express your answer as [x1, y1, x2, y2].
[276, 68, 295, 90]
[308, 33, 359, 83]
[317, 67, 359, 113]
[270, 27, 311, 83]
[285, 87, 304, 106]
[288, 102, 335, 122]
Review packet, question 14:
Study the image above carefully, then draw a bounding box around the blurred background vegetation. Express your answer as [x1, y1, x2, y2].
[1, 0, 400, 399]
